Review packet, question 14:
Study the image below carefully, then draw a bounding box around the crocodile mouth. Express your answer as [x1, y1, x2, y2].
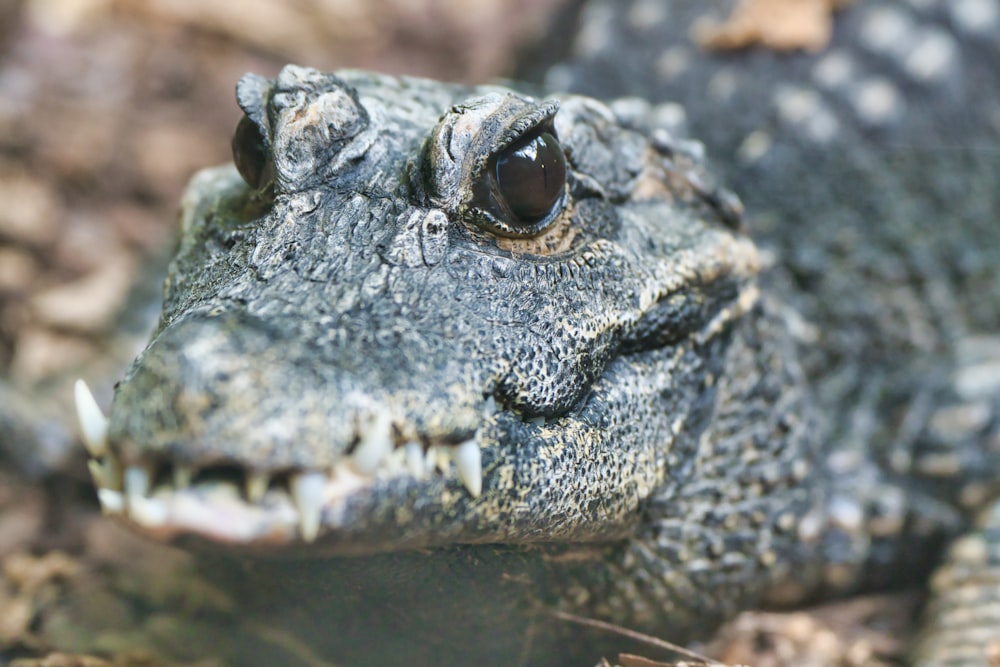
[74, 379, 490, 546]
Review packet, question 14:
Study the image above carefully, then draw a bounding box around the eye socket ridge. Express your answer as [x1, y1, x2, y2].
[472, 121, 569, 238]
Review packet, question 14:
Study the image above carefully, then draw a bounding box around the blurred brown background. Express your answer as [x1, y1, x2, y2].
[0, 0, 568, 387]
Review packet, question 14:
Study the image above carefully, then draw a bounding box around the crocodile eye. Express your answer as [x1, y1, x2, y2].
[231, 115, 272, 190]
[495, 131, 567, 225]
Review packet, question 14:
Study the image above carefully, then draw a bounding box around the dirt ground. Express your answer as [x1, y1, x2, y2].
[0, 1, 920, 664]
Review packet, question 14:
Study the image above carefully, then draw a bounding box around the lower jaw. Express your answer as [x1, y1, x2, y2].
[187, 542, 622, 667]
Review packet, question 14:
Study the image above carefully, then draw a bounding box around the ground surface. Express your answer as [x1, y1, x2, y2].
[0, 1, 922, 664]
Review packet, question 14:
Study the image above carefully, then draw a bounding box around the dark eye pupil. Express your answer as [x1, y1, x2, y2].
[495, 132, 566, 224]
[232, 115, 270, 189]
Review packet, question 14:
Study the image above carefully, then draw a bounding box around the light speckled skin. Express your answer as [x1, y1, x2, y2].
[96, 1, 1000, 666]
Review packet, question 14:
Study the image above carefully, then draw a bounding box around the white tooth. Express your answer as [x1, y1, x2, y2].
[96, 489, 124, 515]
[246, 471, 270, 503]
[124, 465, 151, 500]
[404, 442, 424, 478]
[291, 471, 326, 543]
[129, 495, 168, 527]
[454, 439, 482, 498]
[173, 465, 193, 489]
[433, 445, 451, 474]
[74, 379, 109, 458]
[351, 410, 393, 475]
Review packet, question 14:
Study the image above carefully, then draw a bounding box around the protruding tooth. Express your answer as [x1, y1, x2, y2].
[424, 445, 438, 475]
[96, 489, 124, 515]
[74, 379, 109, 458]
[124, 465, 151, 501]
[432, 445, 451, 474]
[454, 439, 482, 498]
[291, 471, 326, 543]
[246, 471, 270, 503]
[404, 441, 424, 478]
[351, 410, 393, 475]
[173, 465, 193, 490]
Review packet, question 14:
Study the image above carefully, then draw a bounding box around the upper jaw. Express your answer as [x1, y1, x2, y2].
[75, 378, 496, 547]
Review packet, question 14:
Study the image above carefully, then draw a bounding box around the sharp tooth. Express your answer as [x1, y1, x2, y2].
[246, 471, 270, 503]
[424, 445, 438, 475]
[351, 410, 393, 475]
[74, 379, 109, 458]
[124, 465, 151, 501]
[291, 471, 326, 543]
[404, 441, 424, 478]
[453, 439, 482, 498]
[96, 489, 124, 514]
[432, 445, 451, 474]
[173, 465, 193, 489]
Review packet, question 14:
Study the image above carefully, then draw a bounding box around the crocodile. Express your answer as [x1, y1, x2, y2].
[65, 1, 1000, 665]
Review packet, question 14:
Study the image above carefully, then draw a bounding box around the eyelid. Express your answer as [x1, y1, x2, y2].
[425, 94, 570, 240]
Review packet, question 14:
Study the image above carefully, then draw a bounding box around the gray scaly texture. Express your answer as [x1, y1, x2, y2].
[68, 1, 1000, 665]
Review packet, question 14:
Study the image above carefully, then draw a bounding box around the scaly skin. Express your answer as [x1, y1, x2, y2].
[548, 4, 1000, 661]
[72, 2, 1000, 665]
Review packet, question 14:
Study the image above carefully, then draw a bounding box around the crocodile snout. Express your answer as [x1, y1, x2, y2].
[87, 308, 492, 544]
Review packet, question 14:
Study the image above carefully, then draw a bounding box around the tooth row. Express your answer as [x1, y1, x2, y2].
[343, 407, 484, 497]
[75, 378, 487, 543]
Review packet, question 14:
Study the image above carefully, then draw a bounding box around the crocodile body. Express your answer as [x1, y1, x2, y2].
[68, 1, 1000, 666]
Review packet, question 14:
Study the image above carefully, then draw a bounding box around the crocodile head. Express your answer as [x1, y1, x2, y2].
[79, 65, 760, 553]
